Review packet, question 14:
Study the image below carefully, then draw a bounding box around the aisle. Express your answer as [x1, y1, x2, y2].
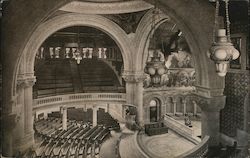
[99, 132, 121, 158]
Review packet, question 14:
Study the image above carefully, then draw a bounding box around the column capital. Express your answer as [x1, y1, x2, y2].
[190, 94, 226, 112]
[122, 71, 146, 83]
[17, 75, 36, 88]
[195, 86, 224, 98]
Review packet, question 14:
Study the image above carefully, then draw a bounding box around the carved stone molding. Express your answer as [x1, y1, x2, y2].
[17, 76, 36, 89]
[195, 86, 224, 98]
[190, 94, 226, 112]
[122, 71, 147, 83]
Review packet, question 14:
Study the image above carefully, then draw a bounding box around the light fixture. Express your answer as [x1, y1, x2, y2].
[144, 0, 168, 87]
[64, 27, 108, 64]
[207, 0, 240, 77]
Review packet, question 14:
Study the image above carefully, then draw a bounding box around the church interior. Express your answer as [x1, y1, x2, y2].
[0, 0, 249, 158]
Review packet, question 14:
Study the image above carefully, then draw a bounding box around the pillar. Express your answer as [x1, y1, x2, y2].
[183, 99, 187, 115]
[24, 81, 34, 135]
[192, 94, 225, 146]
[193, 101, 197, 116]
[173, 99, 177, 115]
[2, 75, 36, 157]
[122, 71, 146, 127]
[93, 105, 98, 127]
[62, 107, 67, 130]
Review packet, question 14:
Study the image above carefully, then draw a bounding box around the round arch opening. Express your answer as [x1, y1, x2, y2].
[33, 26, 126, 98]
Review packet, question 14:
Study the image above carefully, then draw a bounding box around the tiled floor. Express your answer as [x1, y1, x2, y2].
[100, 120, 202, 158]
[138, 130, 196, 158]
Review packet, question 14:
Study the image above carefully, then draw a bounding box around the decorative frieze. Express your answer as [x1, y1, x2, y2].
[122, 71, 147, 83]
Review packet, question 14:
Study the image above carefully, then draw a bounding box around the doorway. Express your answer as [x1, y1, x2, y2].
[149, 99, 161, 122]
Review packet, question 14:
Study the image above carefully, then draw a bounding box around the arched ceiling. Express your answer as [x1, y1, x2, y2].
[59, 0, 153, 14]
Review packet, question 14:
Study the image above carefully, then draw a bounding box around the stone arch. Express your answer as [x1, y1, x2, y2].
[135, 0, 224, 89]
[143, 93, 165, 107]
[19, 13, 132, 94]
[143, 93, 165, 123]
[134, 9, 170, 72]
[60, 0, 153, 14]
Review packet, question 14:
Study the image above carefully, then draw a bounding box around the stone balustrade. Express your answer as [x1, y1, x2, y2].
[176, 136, 210, 158]
[33, 93, 126, 122]
[33, 93, 126, 107]
[163, 114, 200, 144]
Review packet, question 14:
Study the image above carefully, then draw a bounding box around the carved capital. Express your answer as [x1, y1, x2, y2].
[191, 94, 226, 112]
[17, 76, 36, 89]
[122, 71, 147, 83]
[195, 86, 224, 98]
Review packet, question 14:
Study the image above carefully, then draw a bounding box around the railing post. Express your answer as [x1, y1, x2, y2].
[62, 107, 67, 130]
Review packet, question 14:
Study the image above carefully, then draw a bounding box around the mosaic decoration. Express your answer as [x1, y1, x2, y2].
[104, 10, 148, 34]
[220, 72, 249, 137]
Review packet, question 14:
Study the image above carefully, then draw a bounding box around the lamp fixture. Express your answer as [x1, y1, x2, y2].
[64, 27, 107, 64]
[207, 0, 240, 77]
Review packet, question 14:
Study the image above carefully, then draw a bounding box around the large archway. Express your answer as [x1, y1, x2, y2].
[2, 12, 134, 156]
[2, 0, 227, 156]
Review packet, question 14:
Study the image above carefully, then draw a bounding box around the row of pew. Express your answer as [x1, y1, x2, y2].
[24, 117, 110, 158]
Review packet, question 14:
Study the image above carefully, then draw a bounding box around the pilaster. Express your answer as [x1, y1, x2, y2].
[13, 75, 36, 155]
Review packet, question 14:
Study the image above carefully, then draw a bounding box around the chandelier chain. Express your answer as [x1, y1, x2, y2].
[225, 0, 231, 42]
[213, 0, 220, 43]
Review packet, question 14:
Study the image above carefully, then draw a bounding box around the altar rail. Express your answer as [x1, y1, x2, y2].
[163, 114, 200, 144]
[176, 135, 210, 158]
[33, 93, 126, 107]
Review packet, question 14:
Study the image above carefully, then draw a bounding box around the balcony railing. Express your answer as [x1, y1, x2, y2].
[163, 114, 200, 144]
[33, 93, 126, 107]
[176, 135, 210, 158]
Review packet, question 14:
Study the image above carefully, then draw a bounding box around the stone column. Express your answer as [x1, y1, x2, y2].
[23, 79, 35, 135]
[93, 105, 98, 127]
[193, 101, 197, 116]
[183, 99, 187, 115]
[192, 93, 225, 146]
[62, 107, 67, 130]
[173, 99, 177, 115]
[122, 71, 146, 127]
[2, 75, 36, 156]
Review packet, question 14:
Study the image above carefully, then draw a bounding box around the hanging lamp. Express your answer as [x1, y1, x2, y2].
[207, 0, 240, 77]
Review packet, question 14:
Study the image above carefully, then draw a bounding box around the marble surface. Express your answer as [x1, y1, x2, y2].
[119, 134, 146, 158]
[138, 130, 196, 158]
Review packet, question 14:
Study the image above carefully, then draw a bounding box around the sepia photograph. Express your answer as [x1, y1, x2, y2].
[0, 0, 249, 157]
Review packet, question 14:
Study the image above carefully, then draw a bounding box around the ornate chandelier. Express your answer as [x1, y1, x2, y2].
[64, 27, 107, 64]
[207, 0, 239, 77]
